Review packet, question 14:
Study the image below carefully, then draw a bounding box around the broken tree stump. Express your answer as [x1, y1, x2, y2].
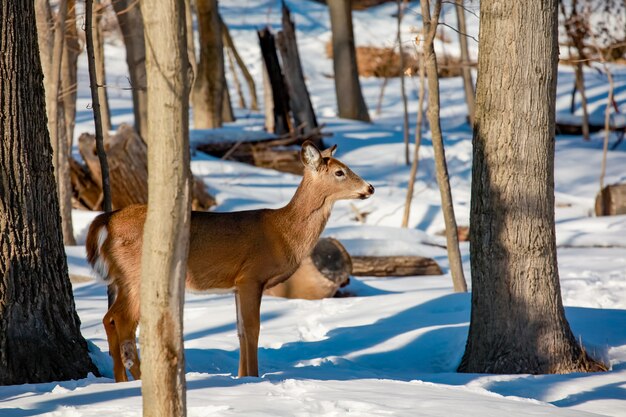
[350, 255, 443, 277]
[265, 238, 351, 299]
[74, 123, 215, 211]
[277, 3, 320, 147]
[258, 27, 291, 135]
[595, 183, 626, 216]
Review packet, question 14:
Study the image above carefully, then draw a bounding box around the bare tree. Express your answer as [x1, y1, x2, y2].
[397, 0, 410, 164]
[222, 18, 258, 111]
[559, 0, 590, 141]
[35, 0, 76, 245]
[112, 0, 148, 138]
[455, 0, 475, 126]
[93, 0, 112, 132]
[421, 0, 467, 292]
[86, 0, 112, 213]
[328, 0, 370, 122]
[192, 0, 223, 128]
[458, 0, 605, 374]
[61, 0, 81, 147]
[1, 0, 97, 384]
[140, 0, 191, 413]
[402, 38, 426, 228]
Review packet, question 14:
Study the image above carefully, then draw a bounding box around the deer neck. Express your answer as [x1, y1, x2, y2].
[274, 173, 334, 262]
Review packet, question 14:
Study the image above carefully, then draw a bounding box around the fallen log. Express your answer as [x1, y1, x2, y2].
[350, 255, 443, 276]
[74, 124, 215, 211]
[265, 238, 351, 299]
[595, 183, 626, 216]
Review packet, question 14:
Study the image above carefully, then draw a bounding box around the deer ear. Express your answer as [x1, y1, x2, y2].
[320, 144, 337, 158]
[301, 141, 322, 171]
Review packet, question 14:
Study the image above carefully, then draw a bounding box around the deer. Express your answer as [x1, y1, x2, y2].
[86, 141, 374, 382]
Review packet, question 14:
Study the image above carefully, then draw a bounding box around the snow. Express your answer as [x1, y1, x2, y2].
[4, 0, 626, 416]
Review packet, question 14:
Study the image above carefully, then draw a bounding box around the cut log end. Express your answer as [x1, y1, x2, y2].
[264, 238, 351, 300]
[595, 183, 626, 216]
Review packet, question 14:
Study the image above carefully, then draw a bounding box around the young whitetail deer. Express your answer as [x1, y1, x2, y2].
[86, 141, 374, 382]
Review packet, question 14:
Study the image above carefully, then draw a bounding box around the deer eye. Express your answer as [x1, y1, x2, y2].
[334, 170, 345, 177]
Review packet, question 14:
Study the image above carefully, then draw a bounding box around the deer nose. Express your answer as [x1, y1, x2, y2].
[367, 184, 375, 195]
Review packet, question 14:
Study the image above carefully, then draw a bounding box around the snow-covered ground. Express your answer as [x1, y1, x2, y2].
[4, 1, 626, 416]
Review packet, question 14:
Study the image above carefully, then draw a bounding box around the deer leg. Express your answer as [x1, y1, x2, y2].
[116, 319, 141, 381]
[235, 282, 263, 377]
[103, 308, 128, 382]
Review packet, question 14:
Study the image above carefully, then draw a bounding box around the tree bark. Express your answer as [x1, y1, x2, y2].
[192, 0, 223, 128]
[112, 0, 148, 138]
[0, 0, 97, 384]
[328, 0, 370, 122]
[458, 0, 605, 374]
[455, 0, 475, 126]
[185, 0, 197, 87]
[421, 0, 467, 293]
[140, 0, 191, 413]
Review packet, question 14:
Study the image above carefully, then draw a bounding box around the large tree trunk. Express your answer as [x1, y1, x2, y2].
[112, 0, 148, 138]
[421, 0, 467, 293]
[0, 0, 97, 384]
[458, 0, 605, 374]
[140, 0, 191, 413]
[192, 0, 224, 128]
[328, 0, 370, 122]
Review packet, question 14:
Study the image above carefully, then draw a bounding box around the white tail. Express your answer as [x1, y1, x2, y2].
[86, 141, 374, 382]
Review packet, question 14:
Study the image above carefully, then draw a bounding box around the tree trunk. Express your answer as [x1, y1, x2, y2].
[140, 0, 191, 413]
[277, 3, 319, 144]
[112, 0, 148, 138]
[328, 0, 370, 122]
[0, 0, 97, 384]
[455, 0, 475, 126]
[573, 63, 590, 141]
[421, 0, 467, 293]
[397, 0, 410, 164]
[93, 0, 111, 132]
[37, 0, 76, 246]
[401, 29, 426, 228]
[85, 0, 112, 213]
[192, 0, 223, 128]
[458, 0, 605, 374]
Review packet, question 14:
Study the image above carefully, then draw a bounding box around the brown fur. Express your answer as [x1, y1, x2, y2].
[86, 142, 374, 381]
